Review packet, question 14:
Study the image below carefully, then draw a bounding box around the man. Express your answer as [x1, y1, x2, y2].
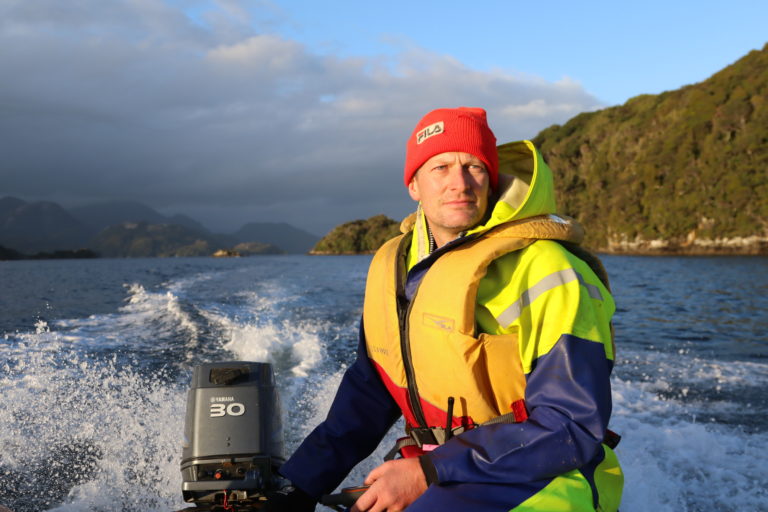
[272, 107, 623, 511]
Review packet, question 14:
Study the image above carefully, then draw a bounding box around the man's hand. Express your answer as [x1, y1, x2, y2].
[351, 458, 428, 512]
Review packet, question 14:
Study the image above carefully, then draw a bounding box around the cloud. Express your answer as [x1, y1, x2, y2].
[0, 0, 603, 235]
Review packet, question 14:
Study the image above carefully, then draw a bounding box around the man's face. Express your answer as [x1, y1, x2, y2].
[407, 151, 490, 247]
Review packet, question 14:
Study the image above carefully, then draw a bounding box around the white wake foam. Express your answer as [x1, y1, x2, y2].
[0, 324, 187, 511]
[611, 376, 768, 510]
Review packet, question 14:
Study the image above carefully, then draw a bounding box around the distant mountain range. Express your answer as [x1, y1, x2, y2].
[0, 198, 92, 254]
[0, 197, 320, 258]
[233, 222, 321, 254]
[68, 200, 208, 234]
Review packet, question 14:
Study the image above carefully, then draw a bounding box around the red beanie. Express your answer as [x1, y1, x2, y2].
[404, 107, 498, 189]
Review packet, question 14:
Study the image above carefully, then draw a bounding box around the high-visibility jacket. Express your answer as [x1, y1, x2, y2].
[363, 214, 623, 511]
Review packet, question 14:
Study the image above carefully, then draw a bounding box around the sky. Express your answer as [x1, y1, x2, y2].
[1, 0, 766, 236]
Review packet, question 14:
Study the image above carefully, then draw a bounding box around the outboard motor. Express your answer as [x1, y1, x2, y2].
[180, 361, 285, 510]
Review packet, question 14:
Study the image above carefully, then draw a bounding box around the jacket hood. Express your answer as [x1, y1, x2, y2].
[468, 140, 557, 233]
[401, 141, 560, 261]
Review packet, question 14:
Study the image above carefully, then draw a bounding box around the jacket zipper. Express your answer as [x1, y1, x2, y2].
[397, 294, 427, 428]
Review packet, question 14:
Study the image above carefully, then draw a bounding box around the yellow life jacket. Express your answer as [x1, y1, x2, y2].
[363, 215, 584, 435]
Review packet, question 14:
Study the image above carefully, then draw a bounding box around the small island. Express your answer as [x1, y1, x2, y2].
[310, 215, 401, 255]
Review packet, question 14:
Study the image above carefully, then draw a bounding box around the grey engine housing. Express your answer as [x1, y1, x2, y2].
[181, 361, 285, 505]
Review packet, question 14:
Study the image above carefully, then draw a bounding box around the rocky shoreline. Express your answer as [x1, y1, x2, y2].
[599, 234, 768, 256]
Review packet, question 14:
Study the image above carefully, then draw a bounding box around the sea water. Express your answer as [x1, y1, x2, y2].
[0, 255, 766, 511]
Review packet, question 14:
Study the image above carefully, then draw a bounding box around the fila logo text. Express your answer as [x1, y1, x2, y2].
[416, 121, 444, 144]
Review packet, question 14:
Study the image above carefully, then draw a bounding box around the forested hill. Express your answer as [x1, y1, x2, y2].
[310, 215, 401, 254]
[521, 43, 768, 254]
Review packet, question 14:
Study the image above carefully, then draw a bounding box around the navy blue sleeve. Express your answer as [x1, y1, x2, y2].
[279, 322, 402, 499]
[424, 334, 613, 485]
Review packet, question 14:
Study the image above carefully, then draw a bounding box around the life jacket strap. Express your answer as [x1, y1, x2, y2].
[384, 437, 415, 461]
[383, 422, 468, 461]
[385, 411, 621, 459]
[385, 410, 522, 461]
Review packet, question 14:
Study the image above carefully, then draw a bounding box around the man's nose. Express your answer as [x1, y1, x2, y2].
[447, 166, 472, 190]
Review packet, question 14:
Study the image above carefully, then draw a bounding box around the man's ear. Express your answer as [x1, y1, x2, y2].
[407, 176, 420, 202]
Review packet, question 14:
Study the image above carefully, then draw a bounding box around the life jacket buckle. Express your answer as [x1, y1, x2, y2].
[408, 426, 444, 447]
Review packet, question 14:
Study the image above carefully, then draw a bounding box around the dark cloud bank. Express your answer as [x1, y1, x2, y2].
[0, 0, 602, 235]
